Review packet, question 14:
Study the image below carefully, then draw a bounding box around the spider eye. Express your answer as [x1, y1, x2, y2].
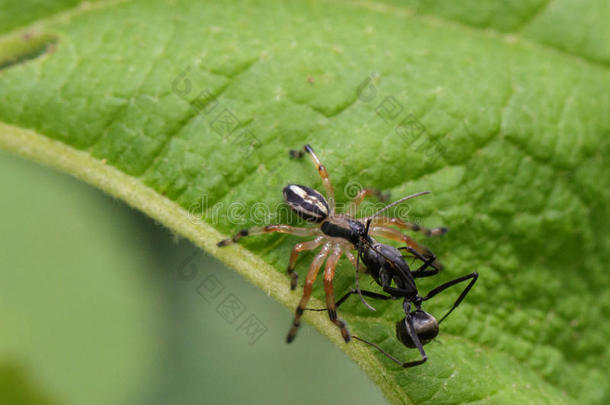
[395, 311, 439, 348]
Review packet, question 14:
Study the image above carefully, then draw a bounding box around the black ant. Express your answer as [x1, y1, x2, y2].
[217, 145, 447, 345]
[308, 210, 478, 367]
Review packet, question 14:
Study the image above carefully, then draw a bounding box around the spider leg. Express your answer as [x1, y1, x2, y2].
[370, 216, 447, 237]
[369, 225, 443, 270]
[217, 224, 320, 247]
[287, 236, 325, 290]
[347, 188, 389, 217]
[422, 272, 478, 323]
[302, 144, 335, 214]
[343, 249, 358, 268]
[286, 243, 331, 343]
[323, 245, 351, 342]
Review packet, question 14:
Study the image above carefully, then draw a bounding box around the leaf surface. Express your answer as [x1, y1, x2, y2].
[1, 0, 609, 403]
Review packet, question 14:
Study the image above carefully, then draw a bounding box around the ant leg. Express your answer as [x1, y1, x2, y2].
[286, 243, 331, 343]
[353, 313, 427, 368]
[422, 272, 478, 323]
[379, 269, 411, 297]
[305, 289, 394, 312]
[217, 224, 320, 247]
[306, 287, 428, 368]
[311, 288, 427, 367]
[398, 247, 439, 278]
[382, 285, 412, 296]
[348, 188, 389, 217]
[411, 269, 440, 279]
[323, 245, 351, 342]
[370, 216, 448, 237]
[287, 236, 325, 290]
[336, 289, 393, 307]
[369, 225, 443, 270]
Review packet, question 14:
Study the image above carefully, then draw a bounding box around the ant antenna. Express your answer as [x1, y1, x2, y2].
[355, 238, 376, 311]
[352, 336, 411, 367]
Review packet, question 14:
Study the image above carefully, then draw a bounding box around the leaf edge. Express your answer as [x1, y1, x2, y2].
[0, 121, 409, 405]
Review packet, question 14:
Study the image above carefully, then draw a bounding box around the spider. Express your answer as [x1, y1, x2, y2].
[217, 144, 447, 344]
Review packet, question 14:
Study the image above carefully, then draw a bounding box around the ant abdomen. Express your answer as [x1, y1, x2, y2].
[396, 310, 439, 348]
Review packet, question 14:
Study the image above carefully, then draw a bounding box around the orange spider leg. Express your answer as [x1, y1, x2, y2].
[369, 225, 443, 270]
[217, 224, 320, 247]
[323, 244, 350, 342]
[370, 216, 447, 237]
[348, 188, 389, 217]
[303, 144, 335, 213]
[286, 242, 331, 343]
[287, 236, 325, 290]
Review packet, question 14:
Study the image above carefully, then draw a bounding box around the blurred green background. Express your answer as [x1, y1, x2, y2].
[0, 152, 387, 405]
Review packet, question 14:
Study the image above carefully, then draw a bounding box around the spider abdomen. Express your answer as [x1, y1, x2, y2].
[283, 184, 329, 223]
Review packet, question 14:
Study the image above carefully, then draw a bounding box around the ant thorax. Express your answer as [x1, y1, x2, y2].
[361, 243, 413, 285]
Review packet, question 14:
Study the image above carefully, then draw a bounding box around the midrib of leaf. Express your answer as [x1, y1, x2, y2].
[0, 121, 408, 405]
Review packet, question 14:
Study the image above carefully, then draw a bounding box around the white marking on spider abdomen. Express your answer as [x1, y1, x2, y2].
[283, 184, 329, 223]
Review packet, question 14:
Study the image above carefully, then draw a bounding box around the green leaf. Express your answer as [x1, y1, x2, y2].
[1, 0, 609, 403]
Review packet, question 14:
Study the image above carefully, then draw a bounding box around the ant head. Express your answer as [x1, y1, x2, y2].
[351, 218, 373, 250]
[359, 219, 372, 245]
[395, 310, 439, 348]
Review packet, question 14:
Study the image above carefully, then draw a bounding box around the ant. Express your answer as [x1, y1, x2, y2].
[308, 211, 478, 367]
[217, 144, 447, 346]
